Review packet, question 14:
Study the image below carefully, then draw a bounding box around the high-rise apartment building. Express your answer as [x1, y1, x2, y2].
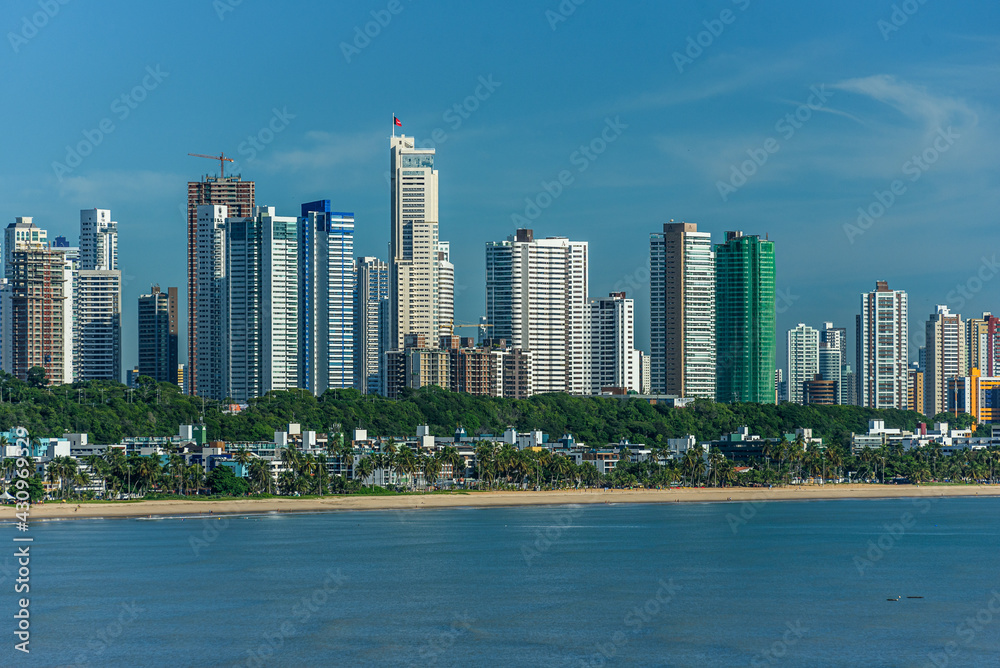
[187, 175, 254, 395]
[76, 209, 121, 382]
[715, 231, 776, 404]
[818, 341, 841, 405]
[225, 207, 299, 402]
[194, 204, 228, 400]
[590, 292, 641, 393]
[79, 209, 117, 271]
[138, 285, 178, 384]
[1, 245, 68, 384]
[485, 229, 589, 395]
[437, 241, 454, 337]
[965, 313, 1000, 375]
[820, 322, 848, 404]
[924, 305, 966, 418]
[299, 201, 354, 394]
[354, 256, 389, 395]
[649, 221, 715, 398]
[389, 136, 439, 350]
[857, 281, 909, 410]
[76, 270, 121, 381]
[485, 239, 514, 342]
[787, 323, 819, 405]
[4, 217, 47, 277]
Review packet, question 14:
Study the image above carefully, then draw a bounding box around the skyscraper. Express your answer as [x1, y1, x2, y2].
[225, 206, 299, 402]
[138, 285, 178, 384]
[299, 201, 354, 394]
[354, 256, 389, 395]
[485, 229, 589, 395]
[924, 305, 965, 417]
[76, 270, 121, 381]
[714, 231, 776, 404]
[4, 217, 47, 276]
[857, 281, 908, 410]
[76, 209, 121, 382]
[389, 135, 439, 350]
[485, 238, 514, 342]
[649, 221, 715, 398]
[79, 208, 117, 271]
[818, 341, 842, 405]
[590, 292, 641, 393]
[187, 175, 254, 395]
[1, 239, 68, 384]
[787, 323, 819, 405]
[820, 322, 848, 404]
[194, 204, 228, 400]
[437, 241, 454, 337]
[965, 313, 1000, 375]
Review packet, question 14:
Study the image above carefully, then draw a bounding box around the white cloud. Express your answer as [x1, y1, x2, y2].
[831, 74, 979, 134]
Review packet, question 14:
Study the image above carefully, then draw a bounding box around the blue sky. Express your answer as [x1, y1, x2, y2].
[3, 0, 998, 372]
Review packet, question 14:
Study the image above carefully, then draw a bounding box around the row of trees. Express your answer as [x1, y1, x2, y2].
[0, 372, 986, 448]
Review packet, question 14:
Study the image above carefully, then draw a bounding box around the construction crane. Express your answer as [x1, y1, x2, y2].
[448, 320, 493, 335]
[188, 152, 235, 178]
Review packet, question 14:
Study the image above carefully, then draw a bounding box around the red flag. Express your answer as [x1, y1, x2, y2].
[394, 116, 402, 127]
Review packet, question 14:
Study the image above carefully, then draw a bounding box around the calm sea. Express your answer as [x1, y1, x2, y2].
[5, 497, 1000, 667]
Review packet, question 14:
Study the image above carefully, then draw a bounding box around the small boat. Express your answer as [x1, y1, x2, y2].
[907, 596, 923, 599]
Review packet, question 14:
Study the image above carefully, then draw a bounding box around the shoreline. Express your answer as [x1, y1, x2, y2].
[4, 484, 1000, 521]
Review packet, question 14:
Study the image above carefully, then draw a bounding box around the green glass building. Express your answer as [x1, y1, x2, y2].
[714, 231, 776, 404]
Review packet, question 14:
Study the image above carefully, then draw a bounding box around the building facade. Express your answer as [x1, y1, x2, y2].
[138, 285, 178, 384]
[75, 270, 121, 381]
[437, 241, 454, 337]
[299, 201, 354, 394]
[194, 204, 228, 400]
[591, 292, 641, 393]
[857, 281, 909, 410]
[354, 256, 389, 395]
[924, 305, 966, 417]
[787, 323, 819, 405]
[187, 175, 254, 395]
[1, 246, 68, 384]
[649, 221, 715, 398]
[79, 208, 118, 271]
[225, 207, 299, 402]
[389, 136, 439, 350]
[485, 229, 589, 395]
[715, 231, 776, 404]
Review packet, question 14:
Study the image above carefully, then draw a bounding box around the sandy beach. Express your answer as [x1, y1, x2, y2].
[4, 484, 1000, 520]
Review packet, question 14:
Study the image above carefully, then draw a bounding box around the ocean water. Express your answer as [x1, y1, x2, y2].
[5, 497, 1000, 667]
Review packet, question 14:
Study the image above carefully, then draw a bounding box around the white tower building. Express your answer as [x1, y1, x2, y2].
[486, 229, 589, 395]
[858, 281, 909, 410]
[787, 323, 819, 405]
[390, 135, 439, 350]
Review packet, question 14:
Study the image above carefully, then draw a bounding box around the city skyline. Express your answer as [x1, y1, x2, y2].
[3, 0, 997, 373]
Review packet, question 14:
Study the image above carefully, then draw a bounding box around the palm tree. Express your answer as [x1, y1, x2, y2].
[187, 463, 205, 495]
[682, 446, 704, 486]
[167, 454, 187, 495]
[551, 454, 573, 488]
[249, 458, 272, 495]
[438, 445, 464, 484]
[708, 449, 726, 487]
[355, 456, 375, 485]
[300, 453, 318, 493]
[422, 455, 443, 489]
[394, 446, 419, 491]
[475, 442, 496, 489]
